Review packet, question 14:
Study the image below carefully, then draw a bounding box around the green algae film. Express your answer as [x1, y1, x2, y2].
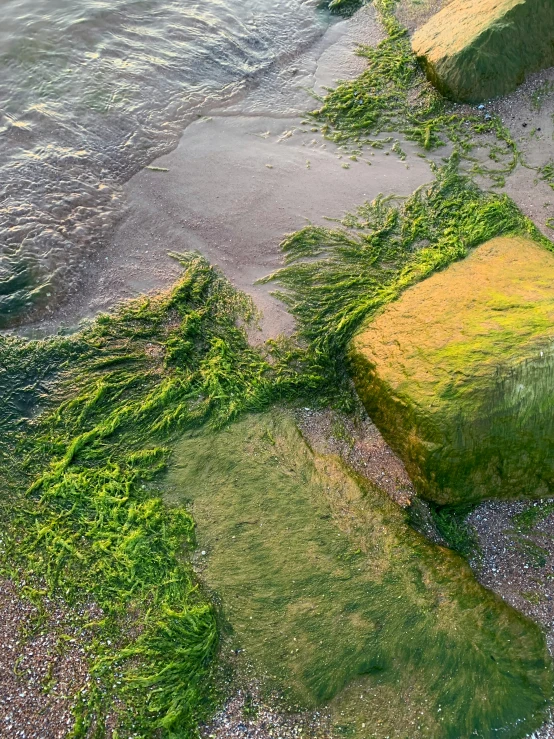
[351, 236, 554, 505]
[412, 0, 554, 103]
[165, 411, 552, 739]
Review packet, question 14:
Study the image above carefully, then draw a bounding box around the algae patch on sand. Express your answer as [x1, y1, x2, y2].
[351, 235, 554, 506]
[165, 411, 552, 739]
[310, 0, 518, 184]
[0, 254, 321, 736]
[412, 0, 554, 103]
[264, 162, 546, 371]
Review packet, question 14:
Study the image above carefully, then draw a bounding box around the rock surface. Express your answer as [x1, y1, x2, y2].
[351, 235, 554, 505]
[166, 411, 553, 738]
[412, 0, 554, 103]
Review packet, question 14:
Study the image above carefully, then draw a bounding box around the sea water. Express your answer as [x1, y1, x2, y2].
[0, 0, 327, 325]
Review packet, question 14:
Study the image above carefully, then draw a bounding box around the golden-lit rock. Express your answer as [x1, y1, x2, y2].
[412, 0, 554, 102]
[351, 235, 554, 504]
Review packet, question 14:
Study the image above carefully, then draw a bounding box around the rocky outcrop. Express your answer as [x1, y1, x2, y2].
[412, 0, 554, 103]
[351, 236, 554, 505]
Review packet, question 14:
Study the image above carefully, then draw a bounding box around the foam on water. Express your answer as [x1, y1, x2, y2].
[0, 0, 327, 325]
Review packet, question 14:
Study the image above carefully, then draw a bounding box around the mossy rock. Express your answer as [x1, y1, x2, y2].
[412, 0, 554, 103]
[165, 411, 552, 738]
[351, 235, 554, 505]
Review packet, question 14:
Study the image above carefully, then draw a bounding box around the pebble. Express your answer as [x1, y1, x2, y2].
[0, 579, 97, 738]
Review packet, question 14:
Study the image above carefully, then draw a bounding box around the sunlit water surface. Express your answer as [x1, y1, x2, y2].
[0, 0, 326, 324]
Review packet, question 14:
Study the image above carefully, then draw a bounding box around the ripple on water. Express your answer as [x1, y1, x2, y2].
[0, 0, 327, 325]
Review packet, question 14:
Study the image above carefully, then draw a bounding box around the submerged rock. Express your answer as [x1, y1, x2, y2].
[412, 0, 554, 103]
[351, 235, 554, 505]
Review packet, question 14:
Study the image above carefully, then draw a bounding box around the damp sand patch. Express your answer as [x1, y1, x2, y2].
[0, 579, 94, 738]
[21, 4, 432, 342]
[164, 410, 552, 739]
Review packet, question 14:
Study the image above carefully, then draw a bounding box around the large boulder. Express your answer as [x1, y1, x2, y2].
[167, 411, 552, 736]
[350, 236, 554, 505]
[412, 0, 554, 103]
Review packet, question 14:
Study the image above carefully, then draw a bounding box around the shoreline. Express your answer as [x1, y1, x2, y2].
[16, 5, 554, 344]
[2, 1, 554, 737]
[17, 5, 437, 342]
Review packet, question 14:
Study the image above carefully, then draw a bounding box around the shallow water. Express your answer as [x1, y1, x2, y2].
[0, 0, 327, 325]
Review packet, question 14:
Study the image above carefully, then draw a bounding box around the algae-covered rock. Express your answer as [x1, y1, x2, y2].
[351, 235, 554, 505]
[412, 0, 554, 103]
[166, 411, 552, 738]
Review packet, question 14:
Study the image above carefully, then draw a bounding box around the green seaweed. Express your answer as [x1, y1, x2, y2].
[539, 161, 554, 190]
[514, 538, 549, 569]
[429, 504, 480, 560]
[320, 0, 367, 15]
[530, 81, 554, 112]
[509, 501, 554, 570]
[513, 500, 554, 532]
[263, 160, 548, 373]
[311, 0, 518, 184]
[0, 255, 324, 736]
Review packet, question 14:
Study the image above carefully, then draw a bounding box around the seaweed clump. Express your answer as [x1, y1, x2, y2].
[0, 255, 323, 736]
[321, 0, 367, 16]
[264, 161, 548, 373]
[311, 0, 518, 184]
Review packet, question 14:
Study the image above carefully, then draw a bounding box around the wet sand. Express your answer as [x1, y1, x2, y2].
[23, 2, 554, 343]
[105, 116, 432, 339]
[22, 6, 435, 340]
[0, 580, 95, 739]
